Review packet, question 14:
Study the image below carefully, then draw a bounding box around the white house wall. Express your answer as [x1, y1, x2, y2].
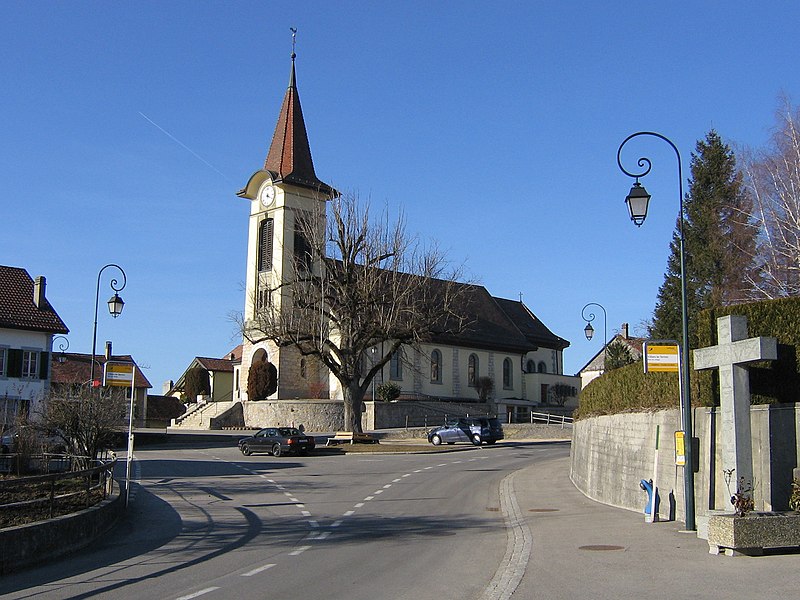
[0, 328, 52, 421]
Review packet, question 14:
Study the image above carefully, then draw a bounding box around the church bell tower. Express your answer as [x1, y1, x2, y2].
[237, 44, 336, 401]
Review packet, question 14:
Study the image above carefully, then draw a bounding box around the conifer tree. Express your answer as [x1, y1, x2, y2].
[650, 131, 756, 345]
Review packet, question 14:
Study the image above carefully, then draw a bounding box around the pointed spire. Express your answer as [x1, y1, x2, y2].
[263, 29, 334, 197]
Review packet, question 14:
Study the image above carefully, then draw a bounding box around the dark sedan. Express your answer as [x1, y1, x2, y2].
[238, 427, 315, 457]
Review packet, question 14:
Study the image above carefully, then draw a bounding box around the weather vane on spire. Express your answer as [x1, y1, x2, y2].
[290, 27, 297, 58]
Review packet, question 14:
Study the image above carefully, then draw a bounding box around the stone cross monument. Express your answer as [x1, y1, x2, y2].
[693, 315, 777, 495]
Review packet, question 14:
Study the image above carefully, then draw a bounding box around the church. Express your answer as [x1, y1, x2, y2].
[176, 47, 579, 430]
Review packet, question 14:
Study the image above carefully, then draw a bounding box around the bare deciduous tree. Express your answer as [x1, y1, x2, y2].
[741, 96, 800, 298]
[242, 193, 468, 432]
[39, 385, 127, 468]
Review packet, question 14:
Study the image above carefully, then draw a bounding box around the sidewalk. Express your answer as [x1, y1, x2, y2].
[510, 454, 800, 600]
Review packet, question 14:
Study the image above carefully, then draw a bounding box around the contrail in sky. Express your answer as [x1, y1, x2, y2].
[138, 111, 233, 182]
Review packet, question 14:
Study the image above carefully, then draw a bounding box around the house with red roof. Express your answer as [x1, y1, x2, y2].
[0, 266, 69, 429]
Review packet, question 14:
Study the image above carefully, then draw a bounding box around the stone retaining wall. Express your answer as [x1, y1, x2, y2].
[0, 484, 124, 574]
[243, 400, 345, 431]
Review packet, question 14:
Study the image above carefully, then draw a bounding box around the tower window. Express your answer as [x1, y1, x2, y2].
[258, 218, 274, 272]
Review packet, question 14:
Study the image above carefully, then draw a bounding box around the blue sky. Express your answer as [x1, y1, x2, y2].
[3, 1, 800, 392]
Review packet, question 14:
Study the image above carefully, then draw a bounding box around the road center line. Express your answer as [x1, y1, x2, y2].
[289, 546, 312, 556]
[174, 587, 220, 600]
[241, 564, 276, 577]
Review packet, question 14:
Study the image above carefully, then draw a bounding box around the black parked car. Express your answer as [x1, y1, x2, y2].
[427, 417, 504, 446]
[238, 427, 315, 457]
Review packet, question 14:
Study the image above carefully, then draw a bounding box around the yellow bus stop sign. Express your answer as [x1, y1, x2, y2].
[104, 362, 134, 387]
[644, 344, 679, 373]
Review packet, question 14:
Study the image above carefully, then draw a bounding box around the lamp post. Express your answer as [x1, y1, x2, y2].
[371, 347, 377, 402]
[617, 131, 695, 531]
[581, 302, 607, 369]
[90, 264, 127, 386]
[52, 335, 70, 364]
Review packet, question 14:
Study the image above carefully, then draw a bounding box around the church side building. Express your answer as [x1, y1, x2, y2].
[232, 50, 579, 420]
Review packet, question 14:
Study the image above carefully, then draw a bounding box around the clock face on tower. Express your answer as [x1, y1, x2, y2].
[259, 184, 276, 208]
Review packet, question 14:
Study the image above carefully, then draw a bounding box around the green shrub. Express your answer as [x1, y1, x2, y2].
[376, 382, 401, 402]
[248, 360, 278, 400]
[577, 297, 800, 419]
[184, 367, 211, 402]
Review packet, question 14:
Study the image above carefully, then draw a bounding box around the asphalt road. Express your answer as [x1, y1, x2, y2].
[0, 440, 570, 600]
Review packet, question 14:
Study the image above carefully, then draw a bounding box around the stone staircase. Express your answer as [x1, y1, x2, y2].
[171, 400, 238, 430]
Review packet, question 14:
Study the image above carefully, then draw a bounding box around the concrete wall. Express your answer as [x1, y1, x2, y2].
[570, 404, 800, 522]
[0, 485, 124, 574]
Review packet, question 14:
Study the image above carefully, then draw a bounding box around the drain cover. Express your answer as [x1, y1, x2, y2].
[528, 508, 559, 512]
[578, 545, 626, 552]
[486, 507, 500, 511]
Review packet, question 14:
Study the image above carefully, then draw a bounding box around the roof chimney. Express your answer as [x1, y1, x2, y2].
[105, 341, 112, 361]
[621, 323, 629, 339]
[33, 276, 46, 309]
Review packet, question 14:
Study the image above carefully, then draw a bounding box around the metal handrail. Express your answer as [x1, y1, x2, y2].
[529, 411, 574, 428]
[0, 457, 117, 519]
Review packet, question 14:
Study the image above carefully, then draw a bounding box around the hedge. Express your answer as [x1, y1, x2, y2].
[576, 297, 800, 419]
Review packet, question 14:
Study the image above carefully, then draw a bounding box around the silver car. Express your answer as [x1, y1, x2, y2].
[427, 417, 504, 446]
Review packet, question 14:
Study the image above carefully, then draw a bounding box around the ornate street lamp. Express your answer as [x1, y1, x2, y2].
[52, 335, 70, 363]
[617, 131, 695, 531]
[581, 302, 608, 373]
[90, 264, 127, 386]
[581, 302, 607, 366]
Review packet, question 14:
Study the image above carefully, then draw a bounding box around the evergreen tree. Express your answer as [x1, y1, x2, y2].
[650, 131, 756, 345]
[605, 340, 635, 371]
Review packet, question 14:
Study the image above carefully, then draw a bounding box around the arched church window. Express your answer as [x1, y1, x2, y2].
[300, 358, 307, 378]
[390, 349, 403, 381]
[538, 361, 547, 374]
[468, 354, 479, 386]
[258, 218, 274, 271]
[503, 358, 513, 389]
[526, 359, 535, 373]
[430, 349, 442, 383]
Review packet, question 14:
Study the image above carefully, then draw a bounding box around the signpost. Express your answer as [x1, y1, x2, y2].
[643, 341, 686, 523]
[104, 361, 137, 507]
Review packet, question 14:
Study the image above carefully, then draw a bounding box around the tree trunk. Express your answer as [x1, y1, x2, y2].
[342, 380, 365, 433]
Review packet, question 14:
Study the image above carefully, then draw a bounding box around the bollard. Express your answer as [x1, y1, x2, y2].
[639, 478, 659, 522]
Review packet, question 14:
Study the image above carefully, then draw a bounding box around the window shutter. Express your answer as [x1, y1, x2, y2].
[7, 349, 22, 378]
[39, 351, 50, 380]
[258, 218, 274, 271]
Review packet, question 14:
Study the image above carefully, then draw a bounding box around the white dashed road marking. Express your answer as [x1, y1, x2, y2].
[241, 564, 276, 577]
[174, 587, 219, 600]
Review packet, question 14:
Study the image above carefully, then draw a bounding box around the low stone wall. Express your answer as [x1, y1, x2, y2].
[363, 400, 493, 430]
[570, 404, 800, 523]
[241, 399, 497, 431]
[243, 399, 344, 431]
[0, 483, 125, 574]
